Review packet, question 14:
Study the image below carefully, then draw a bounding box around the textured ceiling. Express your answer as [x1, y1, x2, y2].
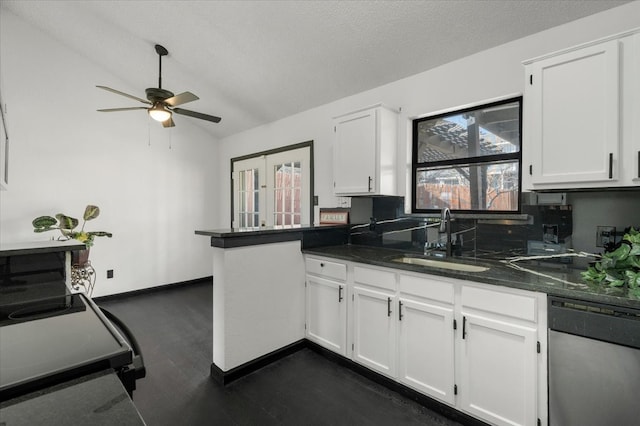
[1, 0, 632, 139]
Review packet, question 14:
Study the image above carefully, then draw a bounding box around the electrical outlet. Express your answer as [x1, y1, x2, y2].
[107, 269, 114, 279]
[596, 226, 616, 247]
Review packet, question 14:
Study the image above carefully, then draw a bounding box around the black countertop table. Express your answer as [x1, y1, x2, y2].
[0, 369, 145, 425]
[303, 244, 640, 309]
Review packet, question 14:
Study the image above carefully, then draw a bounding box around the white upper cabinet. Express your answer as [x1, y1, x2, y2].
[622, 32, 640, 186]
[523, 29, 640, 190]
[332, 104, 398, 195]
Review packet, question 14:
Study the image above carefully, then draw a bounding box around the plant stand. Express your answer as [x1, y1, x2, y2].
[71, 249, 96, 297]
[71, 261, 96, 296]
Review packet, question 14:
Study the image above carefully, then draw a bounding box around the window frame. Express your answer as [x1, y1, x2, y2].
[411, 96, 523, 215]
[230, 141, 314, 228]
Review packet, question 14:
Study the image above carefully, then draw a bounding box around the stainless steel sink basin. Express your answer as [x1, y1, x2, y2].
[390, 257, 489, 273]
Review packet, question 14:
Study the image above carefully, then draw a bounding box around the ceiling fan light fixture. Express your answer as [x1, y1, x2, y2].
[149, 103, 171, 122]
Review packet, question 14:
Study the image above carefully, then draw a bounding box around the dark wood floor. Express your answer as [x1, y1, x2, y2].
[98, 281, 462, 426]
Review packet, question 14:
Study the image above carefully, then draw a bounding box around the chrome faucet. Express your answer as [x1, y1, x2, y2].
[439, 207, 452, 257]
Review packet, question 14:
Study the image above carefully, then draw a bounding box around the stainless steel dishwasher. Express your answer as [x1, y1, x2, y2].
[548, 296, 640, 426]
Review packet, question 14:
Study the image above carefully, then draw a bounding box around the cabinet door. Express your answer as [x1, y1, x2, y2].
[352, 285, 396, 378]
[459, 313, 538, 426]
[397, 297, 455, 405]
[333, 109, 377, 194]
[527, 39, 620, 187]
[621, 32, 640, 186]
[306, 275, 347, 356]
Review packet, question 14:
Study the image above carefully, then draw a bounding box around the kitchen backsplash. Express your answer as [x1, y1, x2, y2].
[347, 195, 576, 259]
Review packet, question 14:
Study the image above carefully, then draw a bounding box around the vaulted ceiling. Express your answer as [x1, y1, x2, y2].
[1, 0, 632, 138]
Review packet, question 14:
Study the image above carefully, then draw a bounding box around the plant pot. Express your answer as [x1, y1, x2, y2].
[72, 248, 90, 267]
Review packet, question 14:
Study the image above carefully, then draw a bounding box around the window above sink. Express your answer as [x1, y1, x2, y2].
[411, 96, 523, 215]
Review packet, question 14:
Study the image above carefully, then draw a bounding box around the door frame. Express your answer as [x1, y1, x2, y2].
[230, 140, 314, 228]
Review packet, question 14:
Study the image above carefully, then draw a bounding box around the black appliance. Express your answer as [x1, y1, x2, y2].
[0, 291, 145, 402]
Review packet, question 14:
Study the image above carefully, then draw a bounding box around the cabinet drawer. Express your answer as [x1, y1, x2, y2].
[399, 274, 454, 304]
[461, 285, 537, 322]
[305, 257, 347, 281]
[354, 265, 396, 291]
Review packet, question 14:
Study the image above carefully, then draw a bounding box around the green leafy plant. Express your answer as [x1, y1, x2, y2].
[582, 228, 640, 297]
[32, 205, 112, 247]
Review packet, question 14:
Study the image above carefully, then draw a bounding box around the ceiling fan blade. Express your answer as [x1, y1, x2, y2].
[96, 85, 151, 105]
[162, 117, 175, 128]
[173, 108, 221, 123]
[97, 107, 149, 112]
[164, 91, 199, 107]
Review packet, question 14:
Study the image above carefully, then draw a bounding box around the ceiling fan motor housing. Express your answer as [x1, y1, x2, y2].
[146, 88, 174, 103]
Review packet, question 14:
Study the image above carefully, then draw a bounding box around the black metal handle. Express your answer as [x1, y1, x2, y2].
[398, 301, 403, 321]
[637, 151, 640, 179]
[338, 285, 344, 303]
[368, 176, 372, 192]
[320, 262, 324, 267]
[387, 297, 392, 317]
[609, 153, 613, 179]
[462, 316, 467, 339]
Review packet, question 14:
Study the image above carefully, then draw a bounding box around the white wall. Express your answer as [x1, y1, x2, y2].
[2, 4, 639, 297]
[215, 2, 640, 240]
[0, 11, 219, 296]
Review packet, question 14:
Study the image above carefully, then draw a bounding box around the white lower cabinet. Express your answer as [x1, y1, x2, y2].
[304, 256, 547, 425]
[397, 273, 456, 405]
[459, 284, 544, 426]
[352, 284, 396, 377]
[398, 296, 456, 404]
[459, 313, 538, 426]
[306, 275, 347, 355]
[305, 257, 348, 356]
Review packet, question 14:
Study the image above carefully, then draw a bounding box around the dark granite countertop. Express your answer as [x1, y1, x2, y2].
[0, 369, 145, 425]
[195, 224, 349, 248]
[0, 240, 86, 257]
[303, 244, 640, 309]
[195, 224, 348, 238]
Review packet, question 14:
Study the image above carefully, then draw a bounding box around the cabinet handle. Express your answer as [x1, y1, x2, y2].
[338, 285, 344, 303]
[398, 300, 403, 321]
[367, 176, 372, 192]
[387, 297, 392, 317]
[320, 262, 324, 267]
[637, 151, 640, 179]
[609, 153, 613, 179]
[462, 316, 467, 339]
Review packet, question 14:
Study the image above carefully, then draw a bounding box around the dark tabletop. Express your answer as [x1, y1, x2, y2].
[0, 370, 145, 425]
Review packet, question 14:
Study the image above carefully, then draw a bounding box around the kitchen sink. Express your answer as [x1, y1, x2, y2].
[390, 256, 489, 273]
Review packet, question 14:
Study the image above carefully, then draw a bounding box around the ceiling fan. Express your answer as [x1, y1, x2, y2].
[97, 44, 221, 128]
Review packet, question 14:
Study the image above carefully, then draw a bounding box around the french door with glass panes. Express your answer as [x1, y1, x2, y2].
[232, 146, 310, 228]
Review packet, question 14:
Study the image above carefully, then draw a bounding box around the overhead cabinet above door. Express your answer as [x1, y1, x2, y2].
[522, 29, 640, 190]
[332, 104, 398, 195]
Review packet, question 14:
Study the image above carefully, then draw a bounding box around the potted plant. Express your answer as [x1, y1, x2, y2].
[32, 204, 112, 266]
[582, 227, 640, 298]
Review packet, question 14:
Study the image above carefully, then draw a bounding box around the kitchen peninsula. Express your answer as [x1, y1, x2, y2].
[195, 225, 348, 383]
